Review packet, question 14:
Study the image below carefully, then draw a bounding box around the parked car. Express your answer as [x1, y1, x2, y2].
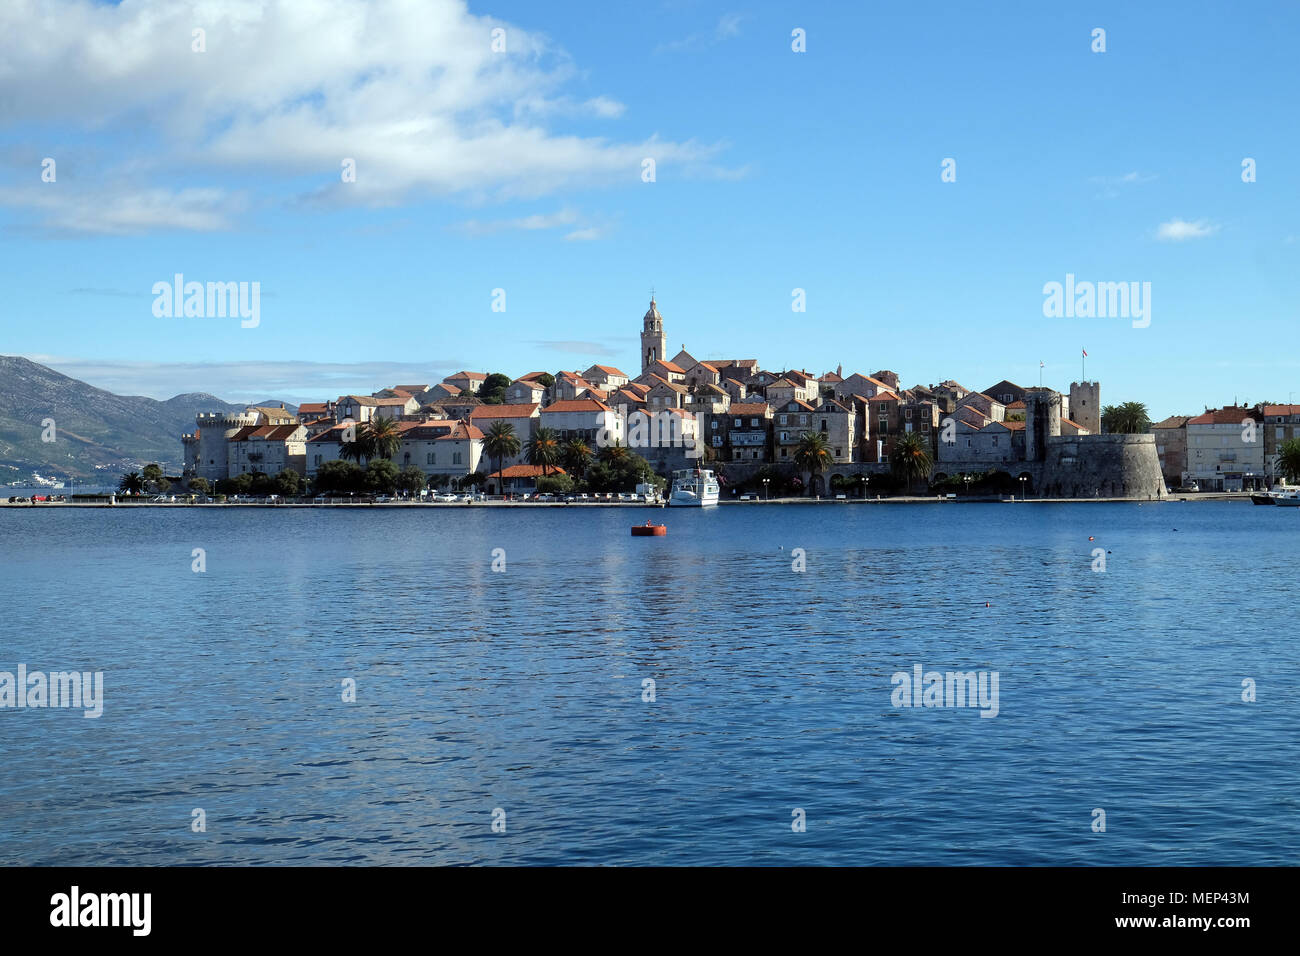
[739, 493, 758, 501]
[434, 492, 457, 502]
[535, 493, 556, 502]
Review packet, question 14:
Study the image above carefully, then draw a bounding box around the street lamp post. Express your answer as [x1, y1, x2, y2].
[762, 477, 770, 501]
[1019, 476, 1027, 501]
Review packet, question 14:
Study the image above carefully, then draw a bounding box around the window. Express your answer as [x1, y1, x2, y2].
[820, 419, 828, 432]
[313, 455, 322, 466]
[427, 452, 436, 465]
[778, 414, 787, 425]
[835, 448, 841, 457]
[734, 450, 741, 460]
[453, 452, 463, 465]
[799, 415, 808, 425]
[905, 408, 912, 420]
[751, 418, 759, 427]
[711, 420, 718, 429]
[734, 418, 741, 427]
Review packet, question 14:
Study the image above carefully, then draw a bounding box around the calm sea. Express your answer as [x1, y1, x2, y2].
[1, 501, 1295, 865]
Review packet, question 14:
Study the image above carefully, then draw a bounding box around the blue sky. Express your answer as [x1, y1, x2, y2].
[2, 0, 1297, 418]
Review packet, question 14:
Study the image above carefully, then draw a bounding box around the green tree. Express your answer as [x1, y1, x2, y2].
[483, 421, 521, 493]
[366, 458, 400, 494]
[597, 439, 630, 464]
[1101, 401, 1152, 434]
[536, 473, 576, 495]
[273, 469, 303, 497]
[188, 477, 212, 496]
[478, 373, 512, 405]
[535, 372, 555, 388]
[526, 427, 562, 475]
[890, 431, 933, 494]
[793, 432, 833, 496]
[585, 450, 658, 493]
[1278, 437, 1300, 484]
[315, 460, 364, 495]
[117, 471, 144, 495]
[365, 415, 402, 461]
[396, 465, 427, 496]
[216, 472, 255, 496]
[562, 438, 594, 478]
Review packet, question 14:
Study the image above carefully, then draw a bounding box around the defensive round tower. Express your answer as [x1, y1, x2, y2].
[1069, 381, 1101, 434]
[194, 410, 257, 482]
[1023, 388, 1062, 461]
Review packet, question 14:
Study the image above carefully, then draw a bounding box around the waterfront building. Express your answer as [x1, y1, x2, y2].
[1261, 404, 1300, 485]
[1185, 407, 1266, 491]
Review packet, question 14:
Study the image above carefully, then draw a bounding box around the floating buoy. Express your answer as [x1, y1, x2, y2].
[631, 521, 666, 536]
[1088, 536, 1094, 541]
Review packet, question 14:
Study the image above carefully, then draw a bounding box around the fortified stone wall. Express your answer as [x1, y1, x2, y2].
[1039, 434, 1166, 499]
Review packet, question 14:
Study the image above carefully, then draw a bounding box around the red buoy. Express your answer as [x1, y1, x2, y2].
[631, 521, 666, 536]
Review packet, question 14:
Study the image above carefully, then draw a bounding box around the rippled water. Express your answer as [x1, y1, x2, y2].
[1, 501, 1295, 865]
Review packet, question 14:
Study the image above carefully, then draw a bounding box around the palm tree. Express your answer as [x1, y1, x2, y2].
[890, 431, 933, 494]
[1278, 437, 1300, 484]
[483, 421, 521, 492]
[340, 423, 374, 465]
[793, 432, 832, 496]
[526, 427, 562, 475]
[562, 438, 594, 478]
[597, 439, 630, 464]
[1101, 401, 1151, 434]
[365, 415, 402, 461]
[118, 471, 144, 495]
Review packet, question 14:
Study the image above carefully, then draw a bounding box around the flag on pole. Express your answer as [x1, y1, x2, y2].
[1039, 360, 1045, 368]
[1082, 348, 1088, 358]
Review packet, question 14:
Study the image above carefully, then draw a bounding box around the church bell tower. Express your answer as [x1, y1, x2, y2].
[641, 297, 666, 373]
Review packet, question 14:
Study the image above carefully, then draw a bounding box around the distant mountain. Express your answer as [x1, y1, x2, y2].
[0, 356, 295, 481]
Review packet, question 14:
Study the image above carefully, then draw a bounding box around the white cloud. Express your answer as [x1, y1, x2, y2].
[456, 208, 581, 236]
[563, 226, 606, 241]
[25, 355, 470, 405]
[1156, 218, 1219, 241]
[0, 185, 237, 235]
[656, 13, 746, 53]
[0, 0, 731, 232]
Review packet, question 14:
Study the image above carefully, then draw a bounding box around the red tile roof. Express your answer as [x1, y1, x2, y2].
[541, 399, 611, 414]
[1187, 407, 1258, 425]
[469, 404, 539, 420]
[728, 403, 770, 416]
[589, 365, 628, 377]
[487, 464, 569, 478]
[1263, 405, 1300, 417]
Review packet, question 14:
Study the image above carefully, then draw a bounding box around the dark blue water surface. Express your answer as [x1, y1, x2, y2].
[1, 501, 1295, 865]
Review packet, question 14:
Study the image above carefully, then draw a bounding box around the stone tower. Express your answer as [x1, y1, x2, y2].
[641, 298, 666, 373]
[194, 410, 258, 482]
[1069, 381, 1101, 434]
[1024, 388, 1062, 461]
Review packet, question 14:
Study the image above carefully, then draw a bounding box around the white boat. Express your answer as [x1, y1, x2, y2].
[1275, 491, 1300, 508]
[668, 468, 719, 507]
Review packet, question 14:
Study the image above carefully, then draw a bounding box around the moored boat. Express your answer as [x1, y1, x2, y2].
[1275, 492, 1300, 508]
[1250, 493, 1277, 505]
[668, 468, 719, 507]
